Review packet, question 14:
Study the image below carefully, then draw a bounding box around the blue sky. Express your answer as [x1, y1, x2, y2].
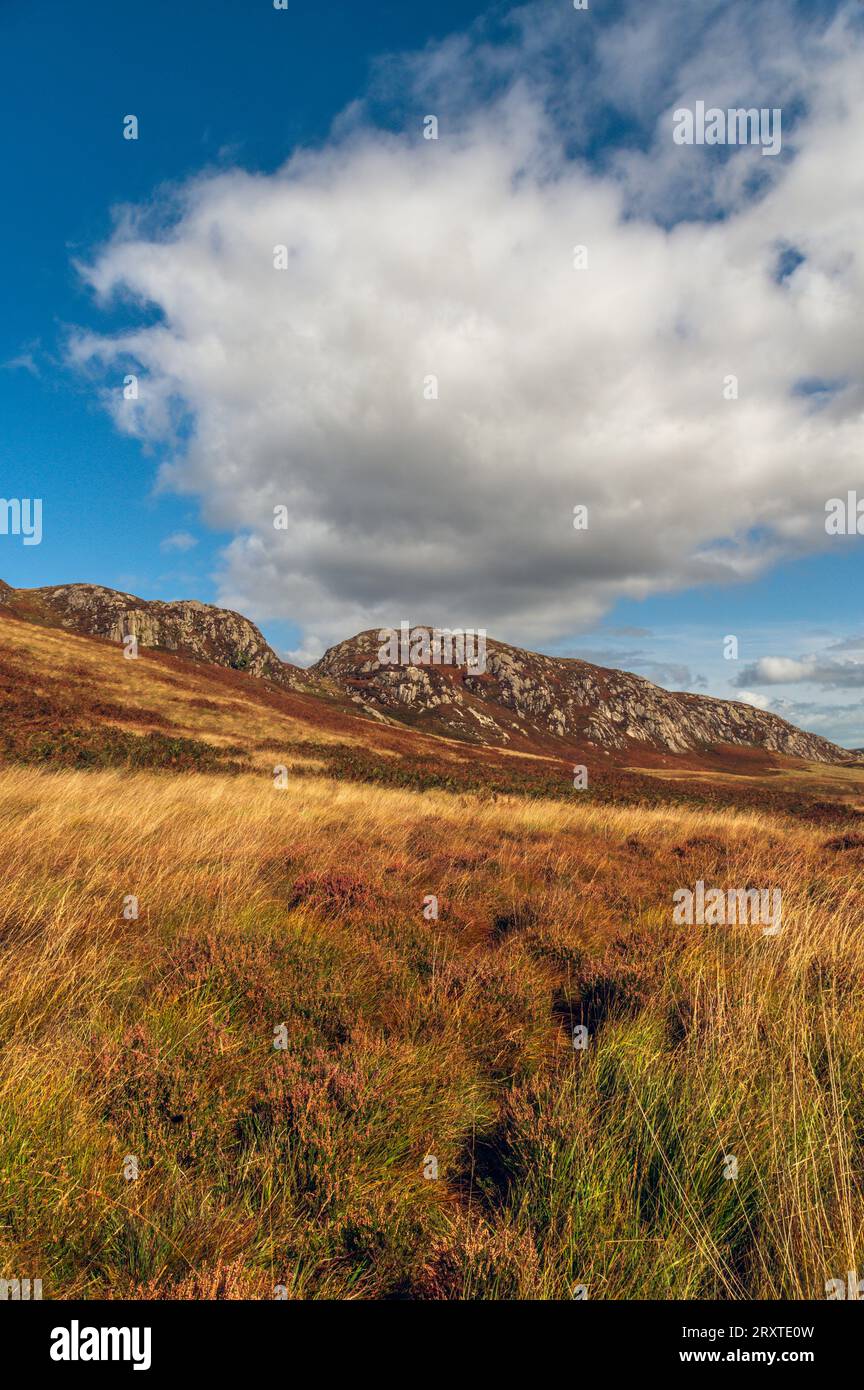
[0, 0, 489, 630]
[3, 0, 864, 745]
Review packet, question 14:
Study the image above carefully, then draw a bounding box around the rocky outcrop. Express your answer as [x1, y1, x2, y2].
[314, 629, 849, 764]
[0, 582, 319, 692]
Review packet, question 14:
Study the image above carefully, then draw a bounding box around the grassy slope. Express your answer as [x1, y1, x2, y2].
[3, 612, 864, 1299]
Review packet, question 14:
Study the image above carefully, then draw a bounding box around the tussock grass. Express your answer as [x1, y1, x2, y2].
[1, 765, 863, 1298]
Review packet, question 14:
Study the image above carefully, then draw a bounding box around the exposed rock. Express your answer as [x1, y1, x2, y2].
[314, 628, 849, 764]
[0, 581, 320, 692]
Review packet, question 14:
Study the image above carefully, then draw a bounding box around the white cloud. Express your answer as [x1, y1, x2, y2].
[737, 654, 864, 689]
[735, 688, 771, 710]
[68, 0, 864, 657]
[160, 530, 199, 553]
[738, 656, 819, 684]
[4, 348, 40, 377]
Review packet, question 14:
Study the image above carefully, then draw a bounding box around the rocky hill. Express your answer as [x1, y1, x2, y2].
[314, 628, 849, 763]
[0, 581, 320, 692]
[0, 582, 851, 764]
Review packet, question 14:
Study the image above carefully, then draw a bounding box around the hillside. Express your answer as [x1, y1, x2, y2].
[0, 581, 319, 693]
[0, 581, 852, 769]
[315, 629, 848, 763]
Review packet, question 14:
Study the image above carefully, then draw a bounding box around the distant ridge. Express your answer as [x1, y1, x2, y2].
[313, 629, 850, 764]
[0, 580, 852, 764]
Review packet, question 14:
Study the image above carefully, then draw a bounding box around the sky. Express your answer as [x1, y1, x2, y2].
[2, 0, 864, 745]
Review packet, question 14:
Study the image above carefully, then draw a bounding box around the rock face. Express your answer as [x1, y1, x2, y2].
[314, 629, 849, 764]
[0, 582, 315, 692]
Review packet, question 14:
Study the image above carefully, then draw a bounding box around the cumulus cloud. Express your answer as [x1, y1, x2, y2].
[67, 0, 864, 655]
[736, 656, 819, 684]
[736, 654, 864, 689]
[735, 689, 771, 710]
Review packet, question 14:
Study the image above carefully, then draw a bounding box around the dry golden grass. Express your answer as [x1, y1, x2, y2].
[2, 761, 864, 1298]
[1, 616, 372, 764]
[631, 758, 864, 807]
